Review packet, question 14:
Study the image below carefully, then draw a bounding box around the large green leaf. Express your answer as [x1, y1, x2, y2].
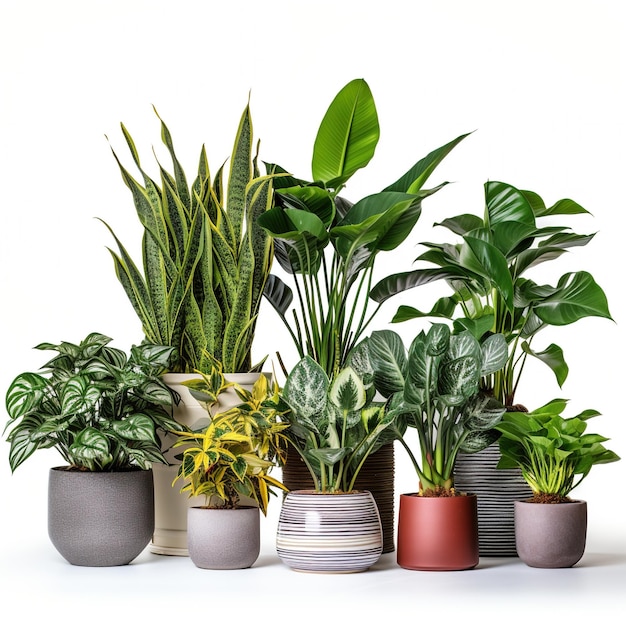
[485, 181, 535, 226]
[383, 132, 471, 193]
[312, 79, 379, 187]
[521, 341, 569, 387]
[533, 271, 613, 325]
[368, 330, 407, 398]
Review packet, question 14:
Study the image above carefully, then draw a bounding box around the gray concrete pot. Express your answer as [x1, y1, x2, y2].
[48, 467, 154, 566]
[515, 499, 587, 568]
[187, 506, 260, 569]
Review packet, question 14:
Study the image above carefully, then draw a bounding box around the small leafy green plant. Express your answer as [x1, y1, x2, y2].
[101, 102, 275, 374]
[372, 181, 613, 408]
[171, 375, 289, 514]
[281, 340, 395, 493]
[261, 78, 469, 378]
[4, 332, 180, 472]
[495, 399, 620, 502]
[368, 324, 508, 495]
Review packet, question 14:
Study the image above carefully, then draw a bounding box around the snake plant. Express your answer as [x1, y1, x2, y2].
[100, 103, 275, 374]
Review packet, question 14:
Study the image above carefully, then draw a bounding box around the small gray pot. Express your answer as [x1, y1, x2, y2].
[187, 506, 260, 569]
[48, 467, 154, 567]
[515, 499, 587, 568]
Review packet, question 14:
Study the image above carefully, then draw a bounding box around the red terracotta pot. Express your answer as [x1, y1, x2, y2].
[397, 493, 479, 571]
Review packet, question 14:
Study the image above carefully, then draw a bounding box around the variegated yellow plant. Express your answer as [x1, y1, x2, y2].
[171, 375, 289, 514]
[100, 102, 275, 374]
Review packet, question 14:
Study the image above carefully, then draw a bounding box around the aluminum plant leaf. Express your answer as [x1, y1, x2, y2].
[61, 376, 101, 416]
[312, 78, 379, 188]
[111, 414, 158, 444]
[5, 373, 48, 420]
[69, 427, 113, 470]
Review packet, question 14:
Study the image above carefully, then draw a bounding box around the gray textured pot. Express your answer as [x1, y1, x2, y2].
[187, 506, 260, 569]
[48, 467, 154, 566]
[515, 499, 587, 568]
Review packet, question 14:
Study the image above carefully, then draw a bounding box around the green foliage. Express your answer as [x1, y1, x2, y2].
[4, 332, 180, 472]
[171, 375, 289, 514]
[371, 181, 613, 407]
[281, 339, 396, 493]
[101, 103, 275, 374]
[261, 78, 469, 377]
[369, 324, 508, 494]
[496, 399, 620, 497]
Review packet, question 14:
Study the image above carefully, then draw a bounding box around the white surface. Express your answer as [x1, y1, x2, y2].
[1, 0, 625, 618]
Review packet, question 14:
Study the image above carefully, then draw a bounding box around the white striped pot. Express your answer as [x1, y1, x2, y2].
[276, 490, 383, 574]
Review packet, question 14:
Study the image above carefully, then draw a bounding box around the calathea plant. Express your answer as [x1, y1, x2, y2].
[260, 78, 469, 378]
[4, 332, 180, 472]
[281, 339, 395, 493]
[495, 398, 620, 502]
[371, 181, 613, 408]
[368, 324, 508, 494]
[171, 374, 289, 514]
[101, 102, 275, 374]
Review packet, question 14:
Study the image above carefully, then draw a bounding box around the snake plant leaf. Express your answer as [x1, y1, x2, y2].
[533, 271, 613, 325]
[485, 181, 536, 226]
[368, 330, 407, 398]
[5, 373, 48, 420]
[329, 367, 366, 413]
[383, 131, 471, 193]
[312, 78, 379, 188]
[521, 341, 569, 387]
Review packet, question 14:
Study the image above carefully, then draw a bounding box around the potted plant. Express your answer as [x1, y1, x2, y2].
[4, 332, 179, 566]
[368, 324, 508, 570]
[275, 344, 396, 574]
[100, 101, 278, 554]
[370, 180, 613, 555]
[260, 77, 470, 549]
[495, 399, 620, 568]
[171, 374, 288, 569]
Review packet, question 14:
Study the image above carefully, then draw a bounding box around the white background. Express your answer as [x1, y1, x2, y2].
[1, 0, 625, 620]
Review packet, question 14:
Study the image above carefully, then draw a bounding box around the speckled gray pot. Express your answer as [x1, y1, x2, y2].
[48, 467, 154, 567]
[515, 499, 587, 568]
[187, 506, 260, 569]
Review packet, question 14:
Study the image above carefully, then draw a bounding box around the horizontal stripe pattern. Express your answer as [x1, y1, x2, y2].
[276, 491, 383, 573]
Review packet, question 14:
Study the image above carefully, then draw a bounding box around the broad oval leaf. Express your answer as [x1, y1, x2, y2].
[485, 181, 535, 226]
[5, 373, 48, 420]
[111, 414, 157, 443]
[283, 356, 329, 426]
[61, 376, 100, 416]
[312, 78, 379, 187]
[480, 333, 508, 376]
[368, 330, 407, 397]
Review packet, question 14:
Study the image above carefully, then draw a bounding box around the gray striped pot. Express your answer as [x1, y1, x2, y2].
[276, 490, 383, 574]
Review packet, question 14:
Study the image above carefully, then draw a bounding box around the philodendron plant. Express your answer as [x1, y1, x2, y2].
[495, 399, 620, 503]
[281, 340, 395, 493]
[4, 332, 180, 472]
[368, 324, 508, 495]
[101, 102, 275, 374]
[171, 374, 289, 514]
[371, 181, 613, 408]
[261, 78, 470, 378]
